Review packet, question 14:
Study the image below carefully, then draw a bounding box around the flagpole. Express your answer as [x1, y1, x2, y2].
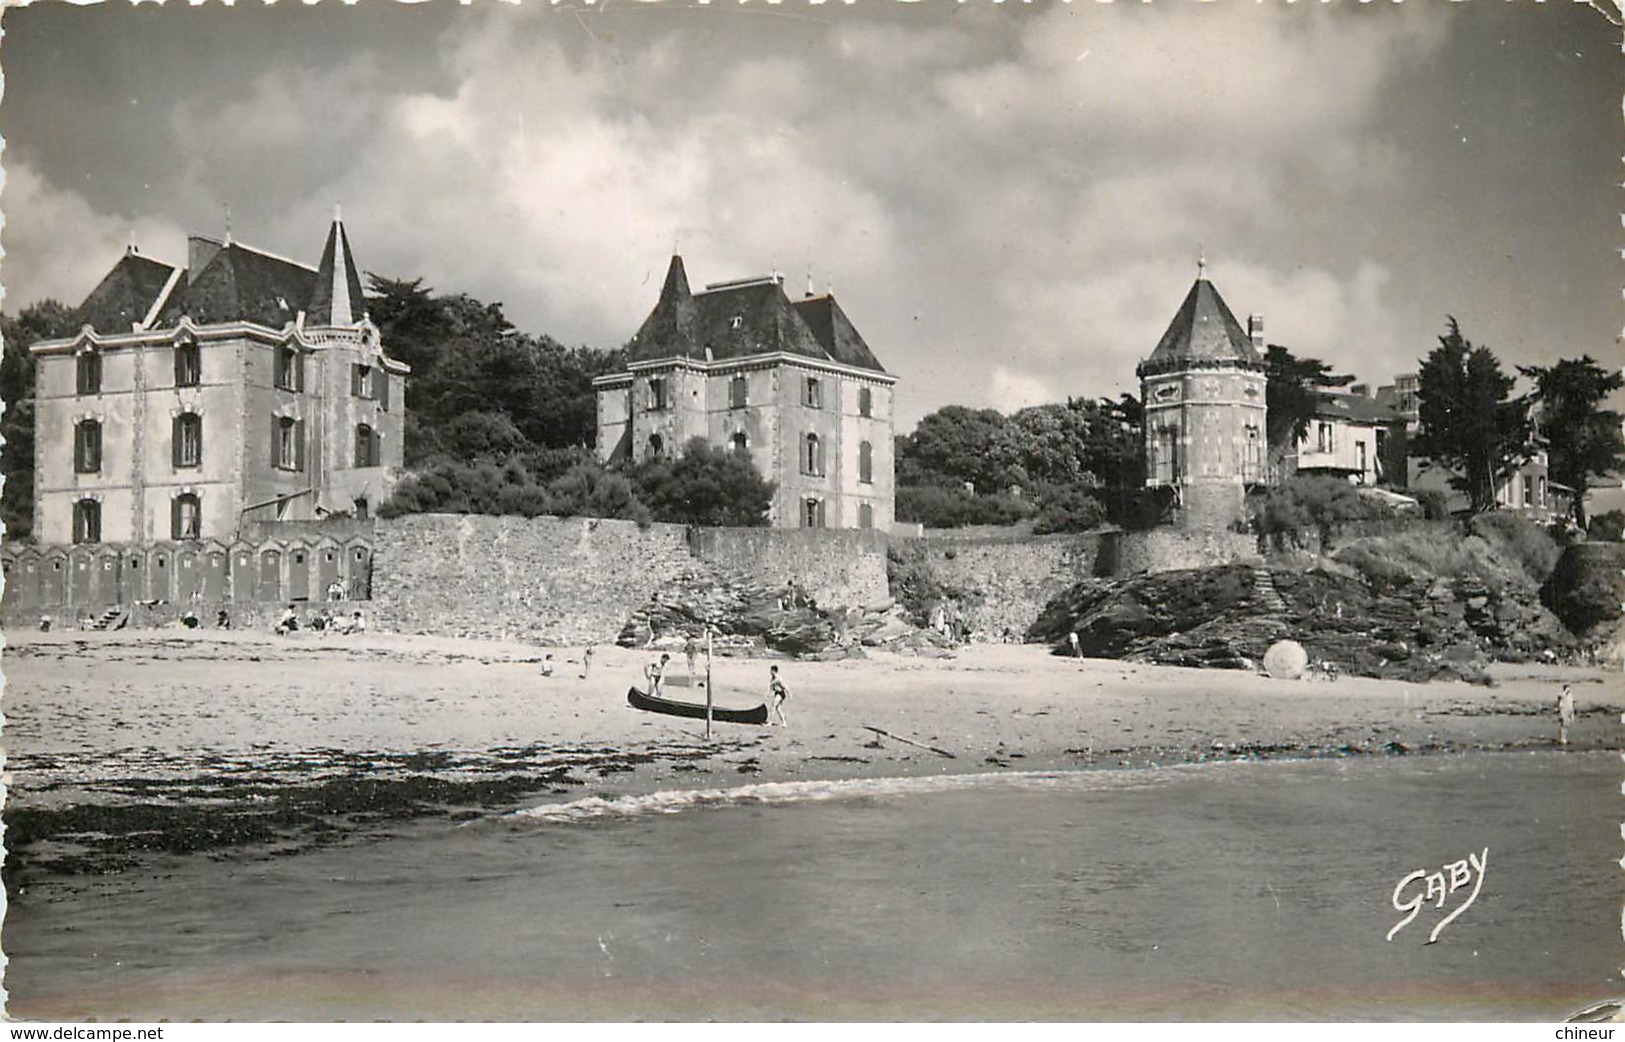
[704, 628, 714, 740]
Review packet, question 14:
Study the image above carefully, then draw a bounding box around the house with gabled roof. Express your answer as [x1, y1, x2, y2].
[594, 256, 897, 531]
[28, 212, 408, 547]
[1137, 263, 1268, 532]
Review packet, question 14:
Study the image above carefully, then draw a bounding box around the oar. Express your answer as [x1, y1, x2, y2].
[861, 725, 955, 759]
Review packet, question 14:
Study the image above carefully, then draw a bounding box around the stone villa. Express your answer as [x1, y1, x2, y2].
[28, 213, 408, 546]
[594, 256, 897, 531]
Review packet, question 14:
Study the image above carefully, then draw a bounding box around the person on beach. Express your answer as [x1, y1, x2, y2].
[768, 664, 790, 727]
[1558, 683, 1576, 746]
[685, 635, 699, 680]
[215, 609, 231, 629]
[1068, 630, 1082, 659]
[646, 653, 670, 698]
[275, 604, 298, 636]
[580, 644, 594, 679]
[540, 653, 555, 678]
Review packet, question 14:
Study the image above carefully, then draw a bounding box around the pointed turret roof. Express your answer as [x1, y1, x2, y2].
[306, 213, 367, 326]
[1143, 273, 1261, 371]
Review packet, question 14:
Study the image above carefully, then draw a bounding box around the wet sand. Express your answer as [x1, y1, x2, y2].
[3, 628, 1620, 882]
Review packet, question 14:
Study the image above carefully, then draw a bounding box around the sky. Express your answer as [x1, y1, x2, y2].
[1, 0, 1619, 431]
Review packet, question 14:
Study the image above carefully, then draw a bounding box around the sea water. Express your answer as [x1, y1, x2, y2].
[5, 751, 1619, 1021]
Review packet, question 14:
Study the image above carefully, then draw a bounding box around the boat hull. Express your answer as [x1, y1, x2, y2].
[627, 686, 770, 726]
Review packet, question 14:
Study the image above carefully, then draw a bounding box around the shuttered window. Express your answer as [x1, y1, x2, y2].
[76, 351, 102, 395]
[858, 387, 872, 418]
[802, 433, 823, 476]
[355, 424, 379, 468]
[174, 341, 200, 387]
[729, 376, 748, 409]
[73, 499, 101, 544]
[276, 346, 303, 392]
[172, 493, 201, 540]
[173, 413, 202, 469]
[273, 417, 305, 471]
[858, 440, 873, 484]
[74, 420, 102, 473]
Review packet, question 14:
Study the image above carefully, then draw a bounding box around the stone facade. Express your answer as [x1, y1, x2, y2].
[1138, 269, 1267, 534]
[29, 216, 408, 547]
[595, 258, 896, 531]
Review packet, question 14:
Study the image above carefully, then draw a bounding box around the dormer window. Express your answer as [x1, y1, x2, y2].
[730, 316, 743, 330]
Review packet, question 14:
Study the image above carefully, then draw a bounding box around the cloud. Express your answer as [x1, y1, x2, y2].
[0, 160, 187, 312]
[5, 3, 1464, 427]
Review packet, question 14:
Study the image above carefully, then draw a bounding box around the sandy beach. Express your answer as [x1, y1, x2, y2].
[4, 629, 1621, 881]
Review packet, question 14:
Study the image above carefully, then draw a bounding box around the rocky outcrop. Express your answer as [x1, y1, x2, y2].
[1030, 563, 1577, 683]
[617, 567, 958, 658]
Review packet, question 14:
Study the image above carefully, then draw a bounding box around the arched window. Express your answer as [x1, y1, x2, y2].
[76, 349, 102, 395]
[173, 413, 202, 469]
[858, 503, 874, 530]
[858, 440, 873, 484]
[174, 340, 200, 387]
[172, 493, 202, 540]
[858, 387, 873, 418]
[729, 375, 748, 409]
[804, 377, 822, 409]
[648, 433, 664, 460]
[355, 424, 380, 468]
[73, 499, 101, 544]
[74, 419, 102, 474]
[732, 431, 749, 452]
[802, 433, 823, 476]
[802, 498, 825, 529]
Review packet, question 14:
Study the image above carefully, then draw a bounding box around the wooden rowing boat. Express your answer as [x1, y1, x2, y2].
[626, 685, 769, 725]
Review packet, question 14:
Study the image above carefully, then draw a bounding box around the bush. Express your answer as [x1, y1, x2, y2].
[896, 485, 1035, 528]
[1412, 488, 1452, 521]
[1256, 476, 1382, 549]
[1588, 510, 1625, 543]
[886, 543, 976, 622]
[632, 438, 774, 527]
[1032, 486, 1107, 534]
[1468, 511, 1562, 587]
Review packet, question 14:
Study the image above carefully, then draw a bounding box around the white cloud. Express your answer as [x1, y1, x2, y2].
[0, 160, 187, 312]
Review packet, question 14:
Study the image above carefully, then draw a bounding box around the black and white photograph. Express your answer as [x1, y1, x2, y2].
[1, 0, 1622, 1025]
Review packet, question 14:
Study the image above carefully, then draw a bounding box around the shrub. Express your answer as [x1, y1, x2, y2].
[1032, 486, 1107, 534]
[1257, 476, 1382, 549]
[1468, 511, 1562, 587]
[896, 485, 1035, 528]
[632, 438, 774, 527]
[1588, 510, 1625, 543]
[1412, 488, 1452, 521]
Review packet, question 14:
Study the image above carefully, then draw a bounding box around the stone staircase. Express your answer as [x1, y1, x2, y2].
[89, 607, 128, 631]
[1249, 567, 1291, 637]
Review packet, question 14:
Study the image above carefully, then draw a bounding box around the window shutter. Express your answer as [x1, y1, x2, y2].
[379, 371, 389, 411]
[351, 364, 362, 397]
[171, 497, 182, 540]
[295, 419, 306, 471]
[194, 416, 203, 468]
[173, 416, 183, 468]
[272, 418, 281, 468]
[355, 426, 364, 468]
[296, 353, 306, 392]
[89, 424, 100, 472]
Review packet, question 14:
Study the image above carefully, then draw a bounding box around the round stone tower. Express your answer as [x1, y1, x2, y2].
[1136, 262, 1267, 533]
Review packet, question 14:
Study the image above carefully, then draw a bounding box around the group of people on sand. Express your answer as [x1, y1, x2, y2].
[275, 603, 366, 637]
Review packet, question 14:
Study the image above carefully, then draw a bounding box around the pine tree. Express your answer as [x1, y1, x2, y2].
[1410, 318, 1534, 514]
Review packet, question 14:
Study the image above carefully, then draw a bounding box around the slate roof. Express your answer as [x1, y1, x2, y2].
[1144, 276, 1262, 370]
[74, 252, 179, 334]
[1313, 390, 1407, 425]
[306, 219, 366, 326]
[69, 220, 371, 336]
[627, 256, 887, 373]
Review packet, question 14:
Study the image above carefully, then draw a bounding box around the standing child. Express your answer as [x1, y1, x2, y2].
[646, 653, 670, 698]
[1558, 683, 1576, 746]
[768, 664, 790, 727]
[540, 653, 555, 678]
[580, 644, 594, 680]
[685, 635, 700, 681]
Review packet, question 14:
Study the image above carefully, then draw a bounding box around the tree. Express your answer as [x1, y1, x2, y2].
[896, 406, 1015, 492]
[1265, 344, 1352, 456]
[1, 300, 78, 541]
[1410, 318, 1535, 514]
[1517, 356, 1625, 527]
[633, 438, 775, 527]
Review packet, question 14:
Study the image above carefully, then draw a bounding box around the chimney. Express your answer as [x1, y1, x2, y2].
[188, 235, 224, 284]
[1351, 383, 1370, 398]
[1247, 314, 1264, 351]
